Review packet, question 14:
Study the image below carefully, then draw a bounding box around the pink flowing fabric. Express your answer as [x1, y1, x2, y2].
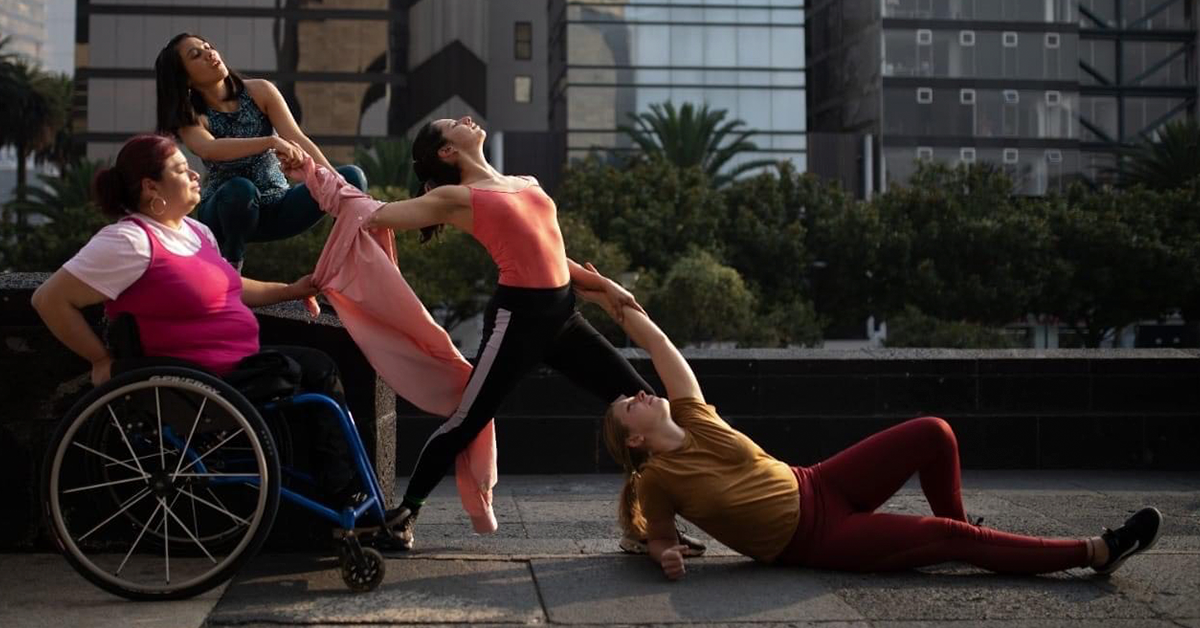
[289, 156, 498, 533]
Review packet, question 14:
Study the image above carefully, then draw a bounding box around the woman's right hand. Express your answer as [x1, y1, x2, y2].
[271, 136, 305, 168]
[91, 356, 113, 387]
[659, 545, 688, 580]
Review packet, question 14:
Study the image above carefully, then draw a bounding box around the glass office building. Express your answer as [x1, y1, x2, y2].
[549, 0, 806, 175]
[808, 0, 1196, 196]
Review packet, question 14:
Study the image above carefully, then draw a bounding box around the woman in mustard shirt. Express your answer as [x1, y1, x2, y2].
[575, 271, 1162, 581]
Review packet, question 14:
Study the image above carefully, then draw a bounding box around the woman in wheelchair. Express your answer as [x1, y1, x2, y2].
[31, 133, 358, 506]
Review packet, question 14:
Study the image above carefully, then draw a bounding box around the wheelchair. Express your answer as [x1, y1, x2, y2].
[41, 350, 396, 601]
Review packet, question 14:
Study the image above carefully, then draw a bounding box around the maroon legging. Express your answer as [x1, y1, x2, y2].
[776, 417, 1088, 574]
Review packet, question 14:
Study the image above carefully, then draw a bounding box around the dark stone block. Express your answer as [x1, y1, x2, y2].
[978, 375, 1091, 413]
[1090, 356, 1200, 375]
[816, 416, 909, 460]
[876, 375, 978, 414]
[695, 377, 759, 416]
[978, 358, 1091, 375]
[758, 376, 876, 416]
[872, 358, 978, 376]
[1091, 376, 1200, 413]
[1038, 416, 1145, 469]
[494, 417, 600, 474]
[953, 415, 1039, 469]
[1143, 415, 1200, 470]
[731, 416, 823, 467]
[756, 357, 877, 376]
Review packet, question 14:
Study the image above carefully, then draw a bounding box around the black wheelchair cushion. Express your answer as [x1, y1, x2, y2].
[224, 350, 303, 403]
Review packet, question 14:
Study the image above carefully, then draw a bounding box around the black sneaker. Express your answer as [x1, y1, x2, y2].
[618, 523, 707, 557]
[1095, 507, 1163, 575]
[384, 506, 418, 551]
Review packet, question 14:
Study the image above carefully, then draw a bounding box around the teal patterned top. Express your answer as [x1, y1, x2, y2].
[199, 88, 289, 205]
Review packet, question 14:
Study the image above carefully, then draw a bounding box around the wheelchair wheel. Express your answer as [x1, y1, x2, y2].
[340, 547, 385, 592]
[43, 367, 281, 600]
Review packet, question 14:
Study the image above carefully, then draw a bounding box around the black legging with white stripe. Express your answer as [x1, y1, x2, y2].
[402, 284, 653, 504]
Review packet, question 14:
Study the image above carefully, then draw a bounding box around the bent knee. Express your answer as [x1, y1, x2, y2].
[914, 416, 956, 445]
[215, 177, 260, 208]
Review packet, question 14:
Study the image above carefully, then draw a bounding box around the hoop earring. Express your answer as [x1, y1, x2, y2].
[150, 196, 167, 217]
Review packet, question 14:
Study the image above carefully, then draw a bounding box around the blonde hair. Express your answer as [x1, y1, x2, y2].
[602, 400, 650, 538]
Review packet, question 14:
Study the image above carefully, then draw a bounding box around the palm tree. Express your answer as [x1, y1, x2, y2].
[1119, 118, 1200, 190]
[618, 101, 778, 187]
[353, 137, 419, 195]
[0, 43, 69, 219]
[0, 159, 108, 271]
[36, 73, 81, 172]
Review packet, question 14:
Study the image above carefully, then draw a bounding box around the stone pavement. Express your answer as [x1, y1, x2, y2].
[1, 471, 1197, 627]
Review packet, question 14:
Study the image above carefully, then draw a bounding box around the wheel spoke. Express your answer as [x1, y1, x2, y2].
[115, 498, 163, 577]
[156, 387, 166, 469]
[63, 475, 149, 494]
[172, 396, 208, 476]
[106, 405, 148, 476]
[162, 497, 171, 584]
[77, 488, 152, 542]
[175, 427, 245, 477]
[71, 441, 150, 477]
[162, 495, 216, 564]
[101, 448, 179, 469]
[179, 486, 251, 526]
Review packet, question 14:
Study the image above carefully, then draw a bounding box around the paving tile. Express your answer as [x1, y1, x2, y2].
[208, 556, 544, 625]
[532, 556, 864, 624]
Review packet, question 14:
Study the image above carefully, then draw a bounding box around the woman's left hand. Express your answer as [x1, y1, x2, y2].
[585, 262, 645, 323]
[288, 274, 321, 317]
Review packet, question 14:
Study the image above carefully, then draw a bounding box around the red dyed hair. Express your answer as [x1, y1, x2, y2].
[92, 134, 179, 219]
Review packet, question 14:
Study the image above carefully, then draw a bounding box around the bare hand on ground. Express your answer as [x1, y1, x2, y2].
[660, 545, 688, 580]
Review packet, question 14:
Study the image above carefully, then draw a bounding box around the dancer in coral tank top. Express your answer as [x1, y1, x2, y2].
[366, 116, 704, 556]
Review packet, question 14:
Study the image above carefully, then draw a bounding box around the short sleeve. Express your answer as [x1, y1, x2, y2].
[668, 397, 721, 429]
[636, 471, 677, 538]
[61, 222, 152, 299]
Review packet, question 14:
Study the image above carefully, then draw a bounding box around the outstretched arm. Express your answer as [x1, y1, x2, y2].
[253, 79, 336, 172]
[366, 185, 473, 232]
[577, 284, 702, 402]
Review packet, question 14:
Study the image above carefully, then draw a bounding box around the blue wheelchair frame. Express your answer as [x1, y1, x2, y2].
[164, 392, 389, 532]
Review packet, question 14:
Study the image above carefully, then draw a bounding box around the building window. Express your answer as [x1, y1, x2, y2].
[514, 75, 532, 103]
[1003, 89, 1020, 104]
[1003, 32, 1018, 47]
[960, 89, 976, 104]
[1045, 32, 1060, 49]
[960, 147, 976, 163]
[514, 22, 532, 60]
[1045, 149, 1063, 163]
[917, 87, 933, 104]
[1045, 90, 1061, 106]
[917, 146, 934, 160]
[959, 30, 975, 46]
[1003, 148, 1020, 164]
[917, 29, 933, 45]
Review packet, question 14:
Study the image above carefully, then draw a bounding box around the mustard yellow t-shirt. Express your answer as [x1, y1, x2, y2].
[636, 397, 800, 562]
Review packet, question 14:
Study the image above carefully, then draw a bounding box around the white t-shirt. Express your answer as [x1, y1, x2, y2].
[62, 215, 221, 300]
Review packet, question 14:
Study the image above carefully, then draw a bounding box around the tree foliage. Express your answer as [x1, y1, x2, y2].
[619, 101, 777, 187]
[1119, 119, 1200, 191]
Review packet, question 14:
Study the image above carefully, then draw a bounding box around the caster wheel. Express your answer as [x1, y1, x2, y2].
[340, 547, 385, 592]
